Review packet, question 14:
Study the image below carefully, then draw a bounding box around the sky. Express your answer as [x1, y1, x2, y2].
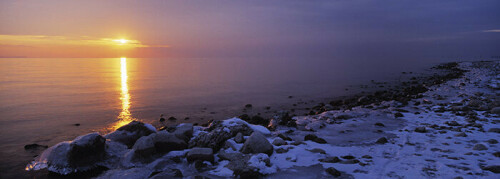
[0, 0, 499, 58]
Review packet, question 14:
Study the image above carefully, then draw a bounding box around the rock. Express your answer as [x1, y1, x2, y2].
[394, 112, 404, 118]
[24, 143, 48, 150]
[488, 128, 500, 133]
[150, 169, 183, 178]
[168, 117, 177, 121]
[326, 167, 341, 177]
[340, 159, 360, 164]
[362, 155, 372, 159]
[67, 133, 106, 168]
[154, 131, 187, 153]
[319, 156, 341, 163]
[173, 123, 193, 142]
[275, 148, 290, 153]
[74, 123, 80, 126]
[234, 167, 262, 179]
[234, 132, 245, 143]
[131, 134, 157, 162]
[187, 148, 214, 163]
[454, 132, 467, 137]
[446, 121, 460, 126]
[307, 148, 326, 154]
[487, 139, 498, 144]
[414, 127, 426, 133]
[105, 121, 156, 148]
[267, 118, 279, 130]
[473, 143, 488, 150]
[241, 132, 274, 155]
[245, 104, 253, 108]
[374, 122, 385, 127]
[482, 165, 500, 173]
[491, 107, 500, 115]
[376, 137, 388, 144]
[304, 134, 327, 144]
[272, 138, 286, 146]
[277, 133, 292, 141]
[190, 120, 253, 151]
[341, 155, 355, 159]
[493, 151, 500, 158]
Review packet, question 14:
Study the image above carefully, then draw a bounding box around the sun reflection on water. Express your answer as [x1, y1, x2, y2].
[112, 57, 134, 129]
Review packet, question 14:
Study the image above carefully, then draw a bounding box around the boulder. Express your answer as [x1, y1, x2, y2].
[326, 167, 341, 177]
[187, 148, 214, 163]
[472, 143, 488, 150]
[482, 165, 500, 173]
[414, 127, 426, 133]
[241, 132, 274, 155]
[376, 137, 388, 144]
[234, 132, 245, 143]
[272, 138, 286, 146]
[105, 121, 156, 148]
[173, 123, 193, 142]
[68, 133, 106, 168]
[154, 131, 187, 153]
[131, 134, 157, 162]
[304, 134, 327, 144]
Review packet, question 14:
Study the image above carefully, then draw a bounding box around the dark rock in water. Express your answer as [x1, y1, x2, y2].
[249, 115, 269, 126]
[340, 159, 360, 164]
[362, 155, 372, 159]
[326, 167, 341, 177]
[319, 156, 341, 163]
[159, 117, 165, 122]
[234, 132, 245, 143]
[24, 143, 48, 150]
[105, 121, 156, 148]
[245, 104, 253, 108]
[472, 144, 488, 150]
[68, 133, 106, 168]
[187, 148, 214, 163]
[482, 165, 500, 173]
[374, 122, 385, 127]
[168, 117, 177, 121]
[304, 134, 327, 144]
[394, 112, 404, 118]
[487, 139, 499, 144]
[74, 123, 80, 126]
[414, 127, 427, 133]
[454, 132, 467, 137]
[376, 137, 388, 144]
[241, 132, 273, 155]
[488, 128, 500, 133]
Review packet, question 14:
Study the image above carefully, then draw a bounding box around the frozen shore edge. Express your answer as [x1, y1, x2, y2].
[26, 61, 500, 178]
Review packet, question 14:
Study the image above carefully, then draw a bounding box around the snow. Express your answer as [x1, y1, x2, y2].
[144, 123, 157, 132]
[222, 117, 271, 135]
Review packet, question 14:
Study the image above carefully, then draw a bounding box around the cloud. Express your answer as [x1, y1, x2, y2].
[482, 29, 500, 33]
[0, 34, 169, 48]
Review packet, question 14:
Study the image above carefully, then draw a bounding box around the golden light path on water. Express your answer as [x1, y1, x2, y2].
[112, 57, 135, 129]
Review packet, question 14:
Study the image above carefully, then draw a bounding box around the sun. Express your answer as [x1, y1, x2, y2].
[118, 39, 127, 44]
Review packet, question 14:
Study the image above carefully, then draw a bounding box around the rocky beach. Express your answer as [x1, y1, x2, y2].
[25, 60, 500, 178]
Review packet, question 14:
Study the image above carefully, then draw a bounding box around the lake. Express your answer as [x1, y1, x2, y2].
[0, 57, 451, 177]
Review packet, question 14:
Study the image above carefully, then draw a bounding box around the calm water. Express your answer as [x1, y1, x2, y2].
[0, 57, 445, 177]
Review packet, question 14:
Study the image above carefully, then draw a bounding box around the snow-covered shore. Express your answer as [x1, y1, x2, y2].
[26, 61, 500, 178]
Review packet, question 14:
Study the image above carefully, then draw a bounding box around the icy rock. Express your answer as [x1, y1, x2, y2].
[272, 138, 286, 146]
[414, 127, 427, 133]
[131, 134, 157, 162]
[375, 137, 388, 144]
[173, 123, 193, 142]
[187, 147, 214, 163]
[26, 133, 106, 174]
[150, 169, 183, 178]
[154, 131, 187, 153]
[189, 128, 232, 151]
[241, 132, 274, 155]
[472, 143, 488, 150]
[247, 153, 276, 174]
[68, 133, 106, 168]
[319, 156, 341, 163]
[491, 107, 500, 115]
[234, 132, 245, 143]
[304, 134, 327, 144]
[105, 121, 156, 148]
[488, 128, 500, 133]
[482, 165, 500, 173]
[129, 131, 186, 163]
[326, 167, 341, 177]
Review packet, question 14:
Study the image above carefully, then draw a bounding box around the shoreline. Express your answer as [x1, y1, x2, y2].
[24, 60, 500, 178]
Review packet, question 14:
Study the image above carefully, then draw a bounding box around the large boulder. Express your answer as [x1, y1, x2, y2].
[186, 148, 214, 163]
[129, 131, 187, 163]
[105, 121, 156, 148]
[154, 131, 187, 153]
[26, 133, 107, 175]
[173, 123, 193, 142]
[241, 132, 273, 155]
[68, 133, 106, 168]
